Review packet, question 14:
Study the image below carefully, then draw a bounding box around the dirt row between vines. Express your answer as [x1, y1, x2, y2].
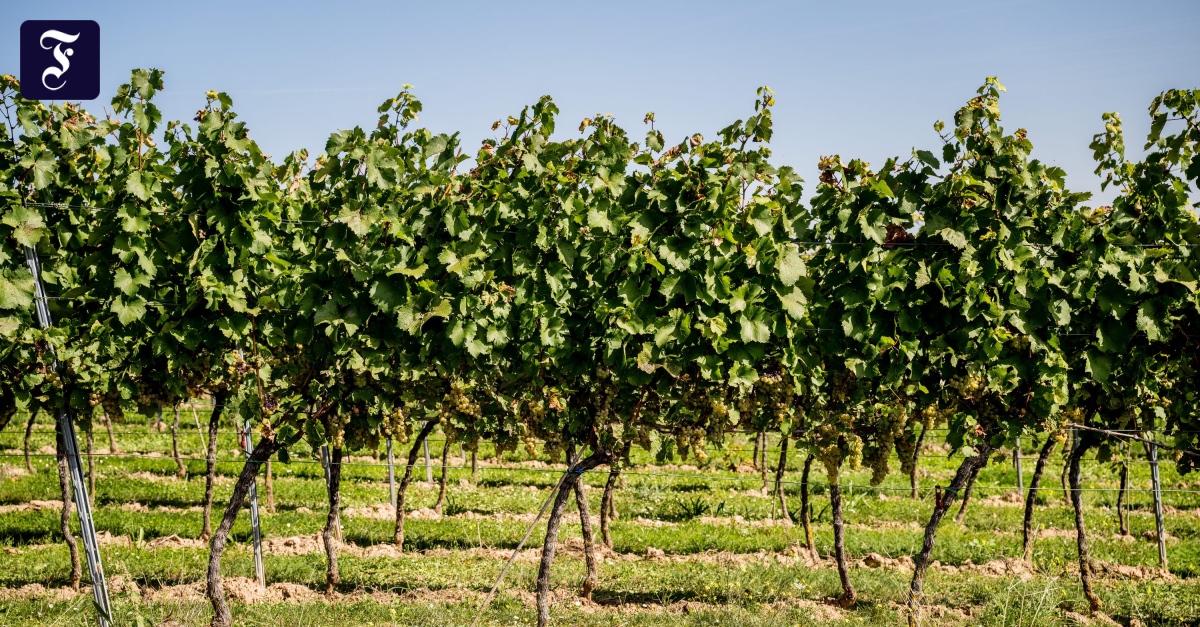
[0, 572, 1152, 625]
[0, 578, 862, 621]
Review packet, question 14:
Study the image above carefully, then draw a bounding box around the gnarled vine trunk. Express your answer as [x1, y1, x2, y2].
[600, 444, 629, 549]
[574, 479, 597, 599]
[906, 440, 994, 626]
[829, 472, 856, 607]
[1069, 432, 1103, 612]
[600, 468, 619, 548]
[471, 449, 478, 485]
[54, 417, 81, 589]
[206, 435, 279, 627]
[1060, 430, 1072, 506]
[910, 422, 928, 499]
[23, 409, 37, 473]
[800, 454, 816, 556]
[1023, 435, 1059, 562]
[394, 420, 437, 548]
[774, 433, 792, 524]
[201, 393, 227, 540]
[536, 449, 612, 627]
[104, 413, 118, 454]
[323, 447, 342, 593]
[1116, 444, 1129, 536]
[953, 463, 982, 525]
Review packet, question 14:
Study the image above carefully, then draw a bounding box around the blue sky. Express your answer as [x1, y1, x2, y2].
[5, 1, 1200, 203]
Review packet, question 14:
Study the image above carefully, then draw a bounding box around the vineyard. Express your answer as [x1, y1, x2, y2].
[0, 69, 1198, 626]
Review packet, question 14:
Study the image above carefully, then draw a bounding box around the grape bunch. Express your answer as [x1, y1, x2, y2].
[755, 369, 795, 426]
[949, 373, 986, 402]
[814, 412, 864, 480]
[860, 403, 907, 485]
[673, 425, 710, 464]
[441, 379, 483, 421]
[382, 406, 407, 441]
[734, 389, 759, 427]
[895, 403, 948, 475]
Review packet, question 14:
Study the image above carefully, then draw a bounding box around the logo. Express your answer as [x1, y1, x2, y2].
[20, 20, 100, 100]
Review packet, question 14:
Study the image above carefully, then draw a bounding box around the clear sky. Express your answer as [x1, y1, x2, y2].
[5, 1, 1200, 204]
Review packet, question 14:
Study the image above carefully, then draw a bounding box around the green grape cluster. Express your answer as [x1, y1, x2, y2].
[41, 369, 61, 389]
[920, 403, 950, 430]
[756, 370, 794, 425]
[382, 406, 406, 440]
[735, 390, 759, 427]
[861, 403, 906, 485]
[327, 410, 351, 449]
[975, 394, 1007, 431]
[633, 426, 653, 453]
[590, 375, 619, 426]
[442, 380, 482, 421]
[134, 379, 170, 410]
[224, 350, 253, 378]
[100, 393, 125, 422]
[543, 439, 566, 463]
[709, 397, 730, 423]
[519, 398, 547, 423]
[896, 403, 944, 475]
[178, 354, 216, 397]
[814, 413, 863, 480]
[522, 436, 539, 458]
[673, 425, 709, 464]
[949, 374, 986, 401]
[679, 380, 707, 413]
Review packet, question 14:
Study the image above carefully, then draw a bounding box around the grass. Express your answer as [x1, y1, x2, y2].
[1, 410, 1198, 625]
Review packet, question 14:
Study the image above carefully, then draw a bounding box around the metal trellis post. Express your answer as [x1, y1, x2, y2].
[1145, 435, 1168, 570]
[25, 246, 112, 627]
[242, 416, 266, 587]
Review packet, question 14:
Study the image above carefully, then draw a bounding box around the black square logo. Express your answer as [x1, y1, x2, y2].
[20, 20, 100, 101]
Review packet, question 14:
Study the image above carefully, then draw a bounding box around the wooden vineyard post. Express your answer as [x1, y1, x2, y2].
[242, 416, 266, 587]
[1145, 436, 1168, 570]
[387, 437, 397, 509]
[24, 246, 112, 627]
